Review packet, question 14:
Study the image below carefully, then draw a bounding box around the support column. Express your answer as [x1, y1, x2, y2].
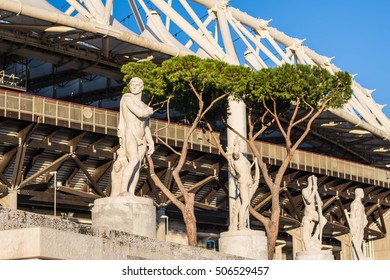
[227, 98, 247, 225]
[273, 240, 287, 260]
[335, 234, 354, 260]
[286, 227, 304, 260]
[156, 206, 168, 241]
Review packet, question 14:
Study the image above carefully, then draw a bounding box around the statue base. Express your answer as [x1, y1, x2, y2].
[219, 229, 268, 259]
[92, 195, 156, 238]
[296, 250, 334, 260]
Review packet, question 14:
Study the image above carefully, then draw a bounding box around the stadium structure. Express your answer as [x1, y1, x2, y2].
[0, 0, 390, 259]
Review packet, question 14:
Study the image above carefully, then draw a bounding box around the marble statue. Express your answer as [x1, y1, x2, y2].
[349, 188, 368, 260]
[227, 137, 259, 231]
[110, 77, 155, 197]
[301, 175, 327, 251]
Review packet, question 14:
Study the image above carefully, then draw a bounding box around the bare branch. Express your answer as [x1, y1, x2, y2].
[290, 98, 330, 154]
[285, 98, 301, 154]
[204, 121, 229, 160]
[146, 155, 184, 212]
[151, 96, 172, 114]
[200, 92, 230, 120]
[247, 140, 274, 188]
[248, 109, 254, 139]
[270, 97, 288, 140]
[147, 95, 155, 107]
[288, 97, 300, 129]
[263, 98, 275, 118]
[291, 99, 314, 127]
[275, 98, 331, 182]
[249, 206, 270, 228]
[153, 96, 173, 134]
[252, 111, 275, 140]
[222, 118, 249, 145]
[188, 80, 202, 101]
[155, 135, 181, 156]
[173, 98, 205, 181]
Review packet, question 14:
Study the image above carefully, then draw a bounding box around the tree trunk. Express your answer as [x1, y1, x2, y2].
[266, 207, 280, 260]
[183, 193, 197, 246]
[265, 221, 278, 259]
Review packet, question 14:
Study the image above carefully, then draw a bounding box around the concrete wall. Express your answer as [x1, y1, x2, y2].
[0, 207, 243, 260]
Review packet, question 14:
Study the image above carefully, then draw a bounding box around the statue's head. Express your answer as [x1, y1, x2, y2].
[233, 136, 246, 152]
[129, 77, 144, 95]
[355, 188, 364, 199]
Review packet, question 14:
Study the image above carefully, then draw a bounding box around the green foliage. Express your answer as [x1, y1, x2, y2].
[120, 58, 352, 124]
[121, 61, 165, 99]
[121, 56, 255, 123]
[246, 63, 352, 110]
[155, 56, 253, 121]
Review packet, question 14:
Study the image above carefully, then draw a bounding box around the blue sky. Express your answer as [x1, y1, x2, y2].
[49, 0, 390, 117]
[228, 0, 390, 116]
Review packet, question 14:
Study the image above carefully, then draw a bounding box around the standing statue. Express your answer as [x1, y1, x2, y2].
[349, 188, 368, 260]
[110, 77, 155, 197]
[227, 137, 259, 231]
[301, 175, 327, 251]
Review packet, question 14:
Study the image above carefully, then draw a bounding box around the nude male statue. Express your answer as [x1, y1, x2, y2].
[227, 137, 259, 231]
[349, 188, 368, 260]
[302, 175, 327, 251]
[110, 77, 155, 197]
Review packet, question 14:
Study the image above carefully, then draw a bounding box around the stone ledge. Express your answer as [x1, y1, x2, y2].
[0, 207, 244, 260]
[296, 250, 334, 260]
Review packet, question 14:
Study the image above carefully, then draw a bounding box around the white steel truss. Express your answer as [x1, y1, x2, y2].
[0, 0, 389, 139]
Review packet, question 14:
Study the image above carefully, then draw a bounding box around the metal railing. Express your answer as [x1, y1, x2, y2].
[0, 89, 118, 135]
[254, 141, 389, 187]
[1, 89, 389, 187]
[149, 119, 219, 154]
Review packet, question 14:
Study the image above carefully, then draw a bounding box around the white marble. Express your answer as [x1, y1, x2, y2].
[111, 77, 154, 196]
[349, 188, 368, 260]
[227, 137, 259, 231]
[302, 175, 327, 251]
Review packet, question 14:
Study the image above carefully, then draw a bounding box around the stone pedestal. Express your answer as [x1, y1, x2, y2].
[0, 190, 17, 209]
[296, 250, 334, 260]
[219, 229, 268, 259]
[92, 195, 156, 238]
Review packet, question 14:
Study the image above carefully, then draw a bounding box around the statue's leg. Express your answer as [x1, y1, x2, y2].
[121, 136, 141, 195]
[319, 215, 327, 239]
[229, 198, 240, 231]
[238, 183, 250, 230]
[110, 166, 122, 197]
[302, 217, 315, 251]
[352, 234, 365, 260]
[126, 139, 147, 195]
[126, 161, 141, 195]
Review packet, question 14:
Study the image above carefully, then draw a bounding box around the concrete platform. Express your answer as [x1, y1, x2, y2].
[296, 250, 334, 260]
[0, 207, 245, 260]
[219, 229, 268, 259]
[92, 195, 156, 238]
